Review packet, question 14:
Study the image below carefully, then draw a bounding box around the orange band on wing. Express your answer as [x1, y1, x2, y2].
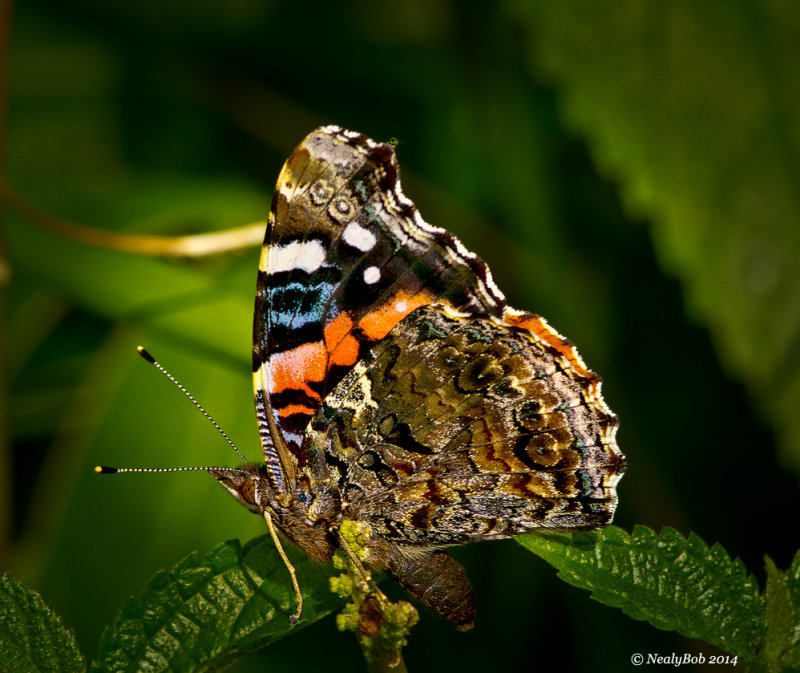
[358, 289, 436, 341]
[278, 403, 317, 418]
[504, 310, 595, 381]
[269, 341, 327, 398]
[270, 290, 438, 403]
[324, 313, 361, 368]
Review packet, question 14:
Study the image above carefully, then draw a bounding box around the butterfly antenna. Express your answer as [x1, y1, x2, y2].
[134, 346, 250, 466]
[95, 465, 249, 475]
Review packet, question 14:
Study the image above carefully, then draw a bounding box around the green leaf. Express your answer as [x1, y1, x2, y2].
[510, 0, 800, 475]
[0, 574, 86, 673]
[90, 535, 345, 673]
[777, 550, 800, 669]
[763, 556, 800, 672]
[517, 526, 764, 664]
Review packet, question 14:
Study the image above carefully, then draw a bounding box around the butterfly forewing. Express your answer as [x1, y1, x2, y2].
[254, 127, 506, 461]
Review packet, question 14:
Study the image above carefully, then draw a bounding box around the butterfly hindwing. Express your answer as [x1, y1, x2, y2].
[304, 304, 624, 545]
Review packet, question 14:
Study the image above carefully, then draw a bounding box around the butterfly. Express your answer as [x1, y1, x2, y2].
[207, 126, 625, 630]
[100, 126, 625, 631]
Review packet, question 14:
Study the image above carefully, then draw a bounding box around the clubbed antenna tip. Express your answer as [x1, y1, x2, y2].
[137, 346, 156, 364]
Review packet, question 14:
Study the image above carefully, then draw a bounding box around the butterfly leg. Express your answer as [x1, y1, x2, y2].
[263, 510, 303, 624]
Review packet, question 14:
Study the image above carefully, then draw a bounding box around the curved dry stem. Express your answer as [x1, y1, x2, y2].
[0, 177, 265, 258]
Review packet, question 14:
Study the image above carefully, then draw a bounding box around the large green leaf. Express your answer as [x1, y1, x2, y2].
[764, 550, 800, 670]
[510, 0, 800, 473]
[0, 574, 86, 673]
[518, 526, 765, 664]
[90, 536, 344, 673]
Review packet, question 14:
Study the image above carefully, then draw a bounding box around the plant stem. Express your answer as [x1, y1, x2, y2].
[362, 645, 408, 673]
[0, 178, 265, 258]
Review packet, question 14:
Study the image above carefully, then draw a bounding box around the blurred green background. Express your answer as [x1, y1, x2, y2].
[4, 0, 800, 671]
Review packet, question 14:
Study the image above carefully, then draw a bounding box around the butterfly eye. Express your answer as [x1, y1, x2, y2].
[240, 479, 257, 506]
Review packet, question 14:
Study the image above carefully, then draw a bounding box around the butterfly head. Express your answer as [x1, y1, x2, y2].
[209, 465, 279, 515]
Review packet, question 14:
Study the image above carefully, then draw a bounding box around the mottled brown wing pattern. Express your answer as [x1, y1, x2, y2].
[304, 304, 624, 546]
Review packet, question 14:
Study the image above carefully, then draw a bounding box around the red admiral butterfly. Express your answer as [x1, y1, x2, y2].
[101, 126, 625, 631]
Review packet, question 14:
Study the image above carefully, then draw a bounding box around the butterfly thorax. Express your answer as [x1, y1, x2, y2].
[210, 465, 340, 563]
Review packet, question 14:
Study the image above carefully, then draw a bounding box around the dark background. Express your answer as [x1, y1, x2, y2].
[4, 1, 800, 671]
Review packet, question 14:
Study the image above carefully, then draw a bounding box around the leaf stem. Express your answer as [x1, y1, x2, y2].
[0, 177, 265, 257]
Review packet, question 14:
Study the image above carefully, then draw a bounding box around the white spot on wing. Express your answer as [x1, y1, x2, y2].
[342, 222, 377, 252]
[363, 266, 380, 284]
[268, 240, 326, 274]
